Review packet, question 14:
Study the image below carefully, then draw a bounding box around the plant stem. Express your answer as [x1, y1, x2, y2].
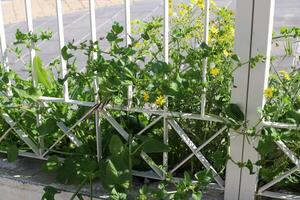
[70, 178, 88, 200]
[128, 133, 133, 191]
[90, 178, 93, 200]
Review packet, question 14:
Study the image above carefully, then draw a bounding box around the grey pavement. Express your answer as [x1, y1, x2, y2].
[2, 0, 300, 75]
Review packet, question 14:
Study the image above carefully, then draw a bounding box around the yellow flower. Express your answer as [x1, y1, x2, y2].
[143, 92, 150, 102]
[264, 87, 274, 98]
[191, 0, 204, 9]
[279, 70, 291, 81]
[135, 42, 142, 48]
[155, 96, 166, 106]
[179, 10, 185, 16]
[169, 0, 174, 16]
[210, 67, 220, 76]
[210, 26, 218, 34]
[223, 49, 230, 57]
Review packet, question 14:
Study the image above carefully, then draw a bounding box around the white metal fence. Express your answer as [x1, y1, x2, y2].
[0, 0, 299, 199]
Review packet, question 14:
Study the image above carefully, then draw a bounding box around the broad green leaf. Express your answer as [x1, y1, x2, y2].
[42, 155, 61, 172]
[104, 160, 119, 189]
[13, 87, 41, 101]
[61, 46, 73, 60]
[192, 192, 202, 200]
[285, 110, 300, 124]
[109, 135, 124, 155]
[7, 145, 18, 162]
[170, 82, 178, 92]
[41, 186, 60, 200]
[195, 170, 212, 187]
[110, 188, 127, 200]
[137, 136, 170, 153]
[112, 23, 124, 35]
[245, 159, 255, 175]
[183, 171, 191, 185]
[225, 103, 245, 122]
[231, 54, 240, 62]
[33, 56, 54, 89]
[256, 133, 275, 155]
[106, 32, 118, 42]
[37, 118, 58, 136]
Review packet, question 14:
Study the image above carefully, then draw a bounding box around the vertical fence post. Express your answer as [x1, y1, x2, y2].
[124, 0, 133, 109]
[25, 0, 36, 86]
[25, 0, 44, 156]
[163, 0, 169, 179]
[0, 2, 11, 96]
[89, 0, 102, 162]
[200, 0, 210, 116]
[224, 0, 275, 199]
[56, 0, 69, 101]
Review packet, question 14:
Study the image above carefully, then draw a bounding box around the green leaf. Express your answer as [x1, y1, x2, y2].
[285, 110, 300, 125]
[141, 33, 150, 40]
[245, 159, 255, 175]
[225, 103, 245, 122]
[109, 135, 124, 155]
[13, 87, 41, 101]
[231, 54, 240, 62]
[170, 82, 178, 92]
[195, 170, 212, 187]
[110, 188, 127, 200]
[41, 186, 60, 200]
[106, 32, 118, 42]
[136, 136, 170, 153]
[42, 155, 61, 172]
[104, 160, 119, 189]
[61, 46, 73, 60]
[112, 23, 124, 35]
[183, 171, 191, 185]
[192, 192, 202, 200]
[37, 118, 58, 136]
[7, 145, 18, 162]
[33, 56, 54, 89]
[256, 132, 275, 155]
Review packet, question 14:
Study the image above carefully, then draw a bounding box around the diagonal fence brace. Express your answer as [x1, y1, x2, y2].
[257, 140, 300, 194]
[257, 166, 299, 194]
[171, 126, 227, 174]
[0, 111, 27, 143]
[168, 119, 225, 189]
[101, 109, 164, 179]
[57, 122, 83, 147]
[276, 140, 300, 168]
[1, 113, 40, 156]
[42, 102, 108, 157]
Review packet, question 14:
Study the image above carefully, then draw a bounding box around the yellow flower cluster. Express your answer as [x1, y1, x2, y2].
[279, 70, 291, 81]
[155, 96, 166, 106]
[178, 3, 190, 16]
[264, 87, 274, 98]
[210, 67, 220, 76]
[143, 92, 150, 102]
[191, 0, 205, 9]
[169, 0, 174, 16]
[143, 92, 166, 107]
[135, 42, 142, 48]
[210, 26, 218, 34]
[223, 49, 230, 57]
